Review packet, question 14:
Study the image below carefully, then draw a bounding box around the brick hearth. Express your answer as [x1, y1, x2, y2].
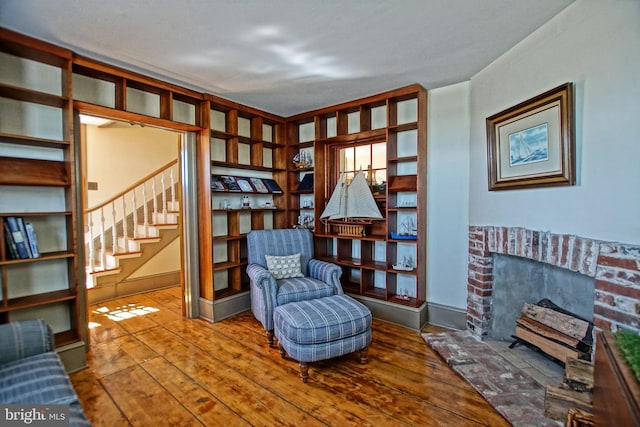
[467, 226, 640, 339]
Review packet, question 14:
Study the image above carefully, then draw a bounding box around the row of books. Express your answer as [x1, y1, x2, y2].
[4, 216, 40, 259]
[212, 175, 283, 194]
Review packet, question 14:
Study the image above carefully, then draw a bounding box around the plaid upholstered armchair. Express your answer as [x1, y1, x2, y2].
[246, 228, 343, 346]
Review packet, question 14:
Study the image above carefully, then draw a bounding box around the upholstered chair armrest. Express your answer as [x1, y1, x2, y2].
[308, 259, 344, 294]
[247, 263, 278, 300]
[0, 319, 55, 366]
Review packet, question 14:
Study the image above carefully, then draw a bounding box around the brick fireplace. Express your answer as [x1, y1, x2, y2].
[467, 226, 640, 340]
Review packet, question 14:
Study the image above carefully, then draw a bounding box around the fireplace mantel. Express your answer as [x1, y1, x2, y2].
[467, 226, 640, 339]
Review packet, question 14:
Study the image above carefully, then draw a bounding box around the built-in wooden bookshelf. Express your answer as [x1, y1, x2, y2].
[202, 100, 287, 304]
[284, 85, 428, 312]
[0, 29, 86, 368]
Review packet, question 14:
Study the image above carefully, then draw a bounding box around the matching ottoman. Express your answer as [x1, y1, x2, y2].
[273, 294, 372, 382]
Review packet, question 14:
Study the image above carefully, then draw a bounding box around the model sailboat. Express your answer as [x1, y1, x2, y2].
[320, 171, 383, 236]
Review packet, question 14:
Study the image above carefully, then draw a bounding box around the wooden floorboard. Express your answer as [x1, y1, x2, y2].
[71, 287, 509, 426]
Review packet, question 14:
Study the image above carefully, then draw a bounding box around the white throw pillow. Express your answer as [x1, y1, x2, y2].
[265, 253, 304, 279]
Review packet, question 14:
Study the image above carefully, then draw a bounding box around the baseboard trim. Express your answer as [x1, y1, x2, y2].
[426, 302, 466, 330]
[348, 294, 428, 331]
[57, 340, 87, 373]
[196, 291, 467, 333]
[88, 271, 180, 305]
[199, 291, 251, 323]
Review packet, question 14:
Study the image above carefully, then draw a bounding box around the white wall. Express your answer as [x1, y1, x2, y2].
[469, 0, 640, 243]
[427, 81, 470, 308]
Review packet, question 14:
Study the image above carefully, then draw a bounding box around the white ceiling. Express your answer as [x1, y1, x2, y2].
[1, 0, 575, 117]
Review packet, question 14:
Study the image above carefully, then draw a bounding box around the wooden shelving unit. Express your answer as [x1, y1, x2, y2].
[284, 85, 428, 312]
[201, 101, 287, 303]
[0, 29, 87, 362]
[2, 29, 429, 330]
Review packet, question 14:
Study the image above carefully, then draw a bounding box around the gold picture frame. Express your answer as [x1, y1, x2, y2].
[486, 83, 575, 191]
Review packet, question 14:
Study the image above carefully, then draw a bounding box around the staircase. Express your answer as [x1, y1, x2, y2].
[85, 160, 180, 292]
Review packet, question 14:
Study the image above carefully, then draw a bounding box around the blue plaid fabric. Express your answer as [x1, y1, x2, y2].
[0, 352, 79, 405]
[274, 295, 372, 363]
[0, 321, 90, 426]
[276, 277, 334, 306]
[0, 319, 54, 366]
[246, 229, 343, 333]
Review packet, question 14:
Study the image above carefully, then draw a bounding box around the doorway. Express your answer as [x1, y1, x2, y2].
[77, 113, 199, 319]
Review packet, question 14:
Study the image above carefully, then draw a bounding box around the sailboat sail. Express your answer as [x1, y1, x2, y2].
[320, 171, 382, 220]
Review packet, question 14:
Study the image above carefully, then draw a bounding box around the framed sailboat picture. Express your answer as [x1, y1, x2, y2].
[486, 83, 575, 190]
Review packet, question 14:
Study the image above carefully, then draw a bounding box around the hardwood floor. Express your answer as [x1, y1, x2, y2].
[70, 287, 509, 426]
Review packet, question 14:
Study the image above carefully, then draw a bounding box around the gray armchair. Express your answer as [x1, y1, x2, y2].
[246, 228, 343, 346]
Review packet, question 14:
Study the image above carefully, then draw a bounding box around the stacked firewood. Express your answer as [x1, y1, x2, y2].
[512, 299, 595, 425]
[513, 299, 593, 363]
[545, 357, 594, 425]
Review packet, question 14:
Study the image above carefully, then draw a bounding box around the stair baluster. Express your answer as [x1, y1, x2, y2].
[111, 202, 117, 254]
[161, 172, 167, 224]
[100, 207, 106, 270]
[170, 167, 176, 212]
[142, 183, 149, 237]
[151, 177, 157, 225]
[132, 190, 138, 239]
[121, 196, 128, 251]
[87, 211, 95, 273]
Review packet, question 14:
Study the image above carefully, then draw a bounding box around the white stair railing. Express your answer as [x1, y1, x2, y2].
[84, 160, 179, 274]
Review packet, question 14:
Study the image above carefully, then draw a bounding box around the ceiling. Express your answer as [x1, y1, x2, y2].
[1, 0, 575, 117]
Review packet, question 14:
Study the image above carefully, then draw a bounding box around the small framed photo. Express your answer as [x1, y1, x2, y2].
[486, 83, 575, 191]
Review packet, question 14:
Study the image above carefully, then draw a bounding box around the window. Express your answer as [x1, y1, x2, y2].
[337, 141, 386, 195]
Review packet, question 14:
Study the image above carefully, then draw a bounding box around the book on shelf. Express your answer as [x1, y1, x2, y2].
[221, 176, 242, 192]
[16, 217, 33, 258]
[297, 173, 314, 192]
[249, 177, 269, 193]
[4, 216, 31, 259]
[235, 177, 254, 192]
[211, 175, 226, 191]
[25, 222, 40, 258]
[262, 178, 283, 193]
[4, 222, 18, 259]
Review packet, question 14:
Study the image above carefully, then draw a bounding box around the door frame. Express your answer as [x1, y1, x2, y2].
[75, 109, 200, 320]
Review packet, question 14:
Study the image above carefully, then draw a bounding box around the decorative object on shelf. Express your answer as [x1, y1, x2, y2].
[486, 82, 575, 191]
[211, 175, 225, 191]
[236, 177, 254, 192]
[320, 171, 383, 237]
[394, 288, 411, 301]
[295, 214, 314, 229]
[296, 173, 314, 192]
[262, 178, 283, 193]
[398, 199, 417, 208]
[390, 216, 417, 240]
[242, 195, 251, 209]
[221, 175, 242, 192]
[222, 199, 230, 210]
[392, 256, 415, 271]
[293, 151, 312, 168]
[250, 177, 269, 193]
